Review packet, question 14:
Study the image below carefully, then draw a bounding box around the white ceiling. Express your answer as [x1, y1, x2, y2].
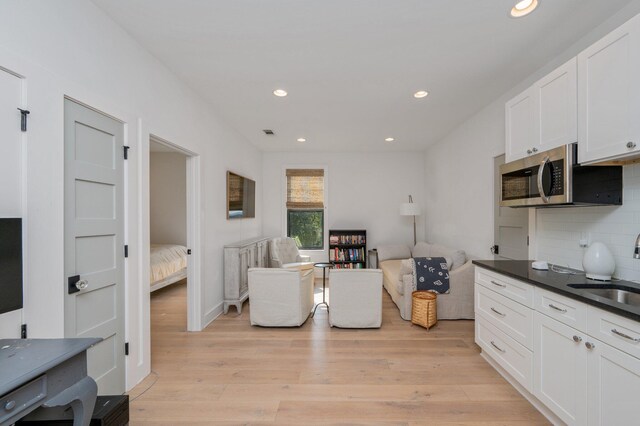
[93, 0, 633, 152]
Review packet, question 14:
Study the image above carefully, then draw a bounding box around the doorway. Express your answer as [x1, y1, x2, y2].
[147, 135, 200, 338]
[493, 154, 529, 260]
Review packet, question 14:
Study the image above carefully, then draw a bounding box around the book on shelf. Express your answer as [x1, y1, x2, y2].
[331, 247, 366, 262]
[331, 234, 366, 245]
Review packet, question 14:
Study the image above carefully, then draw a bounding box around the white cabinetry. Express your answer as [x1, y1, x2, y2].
[506, 58, 577, 162]
[223, 237, 271, 314]
[578, 14, 640, 163]
[475, 266, 640, 426]
[533, 312, 587, 425]
[506, 87, 539, 162]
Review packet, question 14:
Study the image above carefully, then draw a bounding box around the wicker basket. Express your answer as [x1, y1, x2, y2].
[411, 291, 437, 330]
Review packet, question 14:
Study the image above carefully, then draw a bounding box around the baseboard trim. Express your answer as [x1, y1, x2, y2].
[203, 302, 224, 328]
[480, 351, 565, 426]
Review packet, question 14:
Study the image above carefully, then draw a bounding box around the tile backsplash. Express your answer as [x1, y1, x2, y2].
[536, 163, 640, 282]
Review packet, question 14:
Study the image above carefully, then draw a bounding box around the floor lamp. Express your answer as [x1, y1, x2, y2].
[400, 195, 421, 246]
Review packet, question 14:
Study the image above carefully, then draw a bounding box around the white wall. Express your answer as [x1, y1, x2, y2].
[0, 0, 262, 388]
[536, 164, 640, 281]
[150, 152, 187, 246]
[263, 151, 425, 260]
[424, 2, 640, 262]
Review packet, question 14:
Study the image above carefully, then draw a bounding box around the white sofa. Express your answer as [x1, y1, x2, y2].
[377, 242, 474, 320]
[247, 267, 314, 327]
[328, 269, 383, 328]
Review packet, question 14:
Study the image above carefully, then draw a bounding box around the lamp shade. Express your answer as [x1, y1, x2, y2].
[400, 202, 421, 216]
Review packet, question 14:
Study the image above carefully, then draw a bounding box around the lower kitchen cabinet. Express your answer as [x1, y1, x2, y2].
[533, 312, 587, 426]
[475, 266, 640, 426]
[587, 340, 640, 426]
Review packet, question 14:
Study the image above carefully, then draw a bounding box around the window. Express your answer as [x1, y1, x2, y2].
[286, 168, 325, 250]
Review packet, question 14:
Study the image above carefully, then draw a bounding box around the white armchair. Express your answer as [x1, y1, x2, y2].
[329, 269, 383, 328]
[248, 267, 314, 327]
[269, 237, 313, 268]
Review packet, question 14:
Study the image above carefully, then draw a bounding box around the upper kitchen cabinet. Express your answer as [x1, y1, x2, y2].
[506, 87, 539, 163]
[578, 14, 640, 164]
[506, 58, 577, 163]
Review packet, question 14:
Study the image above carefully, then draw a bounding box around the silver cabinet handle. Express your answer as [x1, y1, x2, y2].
[532, 147, 538, 153]
[76, 279, 89, 291]
[490, 307, 506, 317]
[537, 155, 551, 204]
[490, 280, 506, 288]
[490, 341, 506, 353]
[611, 329, 640, 343]
[527, 149, 533, 155]
[627, 141, 637, 149]
[573, 335, 582, 343]
[548, 303, 567, 313]
[585, 342, 596, 350]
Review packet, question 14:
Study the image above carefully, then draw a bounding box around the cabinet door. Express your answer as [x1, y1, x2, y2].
[578, 14, 640, 163]
[506, 87, 540, 163]
[534, 312, 588, 425]
[536, 57, 577, 152]
[587, 340, 640, 426]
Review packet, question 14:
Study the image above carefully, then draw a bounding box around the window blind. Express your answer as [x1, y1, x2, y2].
[286, 169, 324, 209]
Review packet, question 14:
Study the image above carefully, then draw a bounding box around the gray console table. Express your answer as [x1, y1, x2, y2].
[0, 338, 100, 426]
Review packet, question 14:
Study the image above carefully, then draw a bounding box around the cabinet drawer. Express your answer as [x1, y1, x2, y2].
[587, 306, 640, 359]
[475, 267, 534, 307]
[535, 287, 587, 332]
[477, 317, 533, 392]
[0, 375, 47, 425]
[476, 284, 534, 350]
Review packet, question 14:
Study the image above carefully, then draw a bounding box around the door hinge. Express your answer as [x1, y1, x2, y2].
[527, 236, 530, 246]
[18, 108, 30, 132]
[21, 324, 27, 339]
[123, 146, 130, 160]
[187, 249, 192, 255]
[124, 245, 129, 258]
[490, 245, 499, 255]
[125, 342, 129, 356]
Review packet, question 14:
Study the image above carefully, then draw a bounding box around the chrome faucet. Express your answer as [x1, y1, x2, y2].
[635, 234, 640, 259]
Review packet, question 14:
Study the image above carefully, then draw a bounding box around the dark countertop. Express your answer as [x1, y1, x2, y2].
[472, 260, 640, 322]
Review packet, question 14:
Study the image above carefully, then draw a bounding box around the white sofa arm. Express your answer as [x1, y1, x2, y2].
[297, 254, 311, 262]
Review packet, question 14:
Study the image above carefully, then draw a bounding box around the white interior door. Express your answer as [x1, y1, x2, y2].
[494, 155, 528, 260]
[64, 99, 125, 394]
[0, 69, 24, 338]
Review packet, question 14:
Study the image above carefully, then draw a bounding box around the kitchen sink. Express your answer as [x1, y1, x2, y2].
[568, 284, 640, 307]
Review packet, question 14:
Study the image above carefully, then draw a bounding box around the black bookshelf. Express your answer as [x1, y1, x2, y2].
[328, 229, 366, 269]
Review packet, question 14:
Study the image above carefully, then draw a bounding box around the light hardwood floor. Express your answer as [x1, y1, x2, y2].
[129, 279, 549, 425]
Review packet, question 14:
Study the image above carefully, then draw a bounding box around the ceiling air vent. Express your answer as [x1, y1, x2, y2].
[263, 129, 274, 135]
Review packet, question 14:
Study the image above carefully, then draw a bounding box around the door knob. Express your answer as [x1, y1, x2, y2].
[76, 279, 89, 291]
[627, 141, 637, 149]
[532, 147, 538, 153]
[527, 149, 533, 155]
[573, 335, 582, 343]
[585, 341, 596, 350]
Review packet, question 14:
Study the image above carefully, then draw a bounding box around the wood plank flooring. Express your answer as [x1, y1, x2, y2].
[129, 280, 549, 425]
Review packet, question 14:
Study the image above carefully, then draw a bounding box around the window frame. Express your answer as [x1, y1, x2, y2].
[282, 165, 328, 254]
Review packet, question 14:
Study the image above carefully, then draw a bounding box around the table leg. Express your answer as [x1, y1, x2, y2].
[311, 267, 330, 317]
[42, 376, 97, 426]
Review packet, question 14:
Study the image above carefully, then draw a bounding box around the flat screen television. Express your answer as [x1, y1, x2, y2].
[227, 171, 256, 219]
[0, 218, 23, 314]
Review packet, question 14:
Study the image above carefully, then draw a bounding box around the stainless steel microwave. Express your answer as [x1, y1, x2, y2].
[500, 144, 623, 208]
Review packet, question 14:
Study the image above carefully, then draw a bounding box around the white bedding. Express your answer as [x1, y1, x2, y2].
[151, 244, 188, 285]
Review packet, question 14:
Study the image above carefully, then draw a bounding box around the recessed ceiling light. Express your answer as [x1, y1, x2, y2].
[297, 138, 306, 142]
[385, 137, 395, 142]
[414, 90, 429, 99]
[273, 89, 288, 97]
[510, 0, 538, 18]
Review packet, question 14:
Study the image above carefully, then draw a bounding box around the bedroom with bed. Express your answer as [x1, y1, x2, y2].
[149, 140, 189, 330]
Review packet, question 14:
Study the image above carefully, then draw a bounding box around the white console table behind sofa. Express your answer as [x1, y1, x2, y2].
[223, 237, 271, 314]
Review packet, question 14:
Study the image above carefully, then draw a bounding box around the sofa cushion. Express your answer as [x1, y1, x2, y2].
[430, 244, 466, 271]
[377, 244, 411, 262]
